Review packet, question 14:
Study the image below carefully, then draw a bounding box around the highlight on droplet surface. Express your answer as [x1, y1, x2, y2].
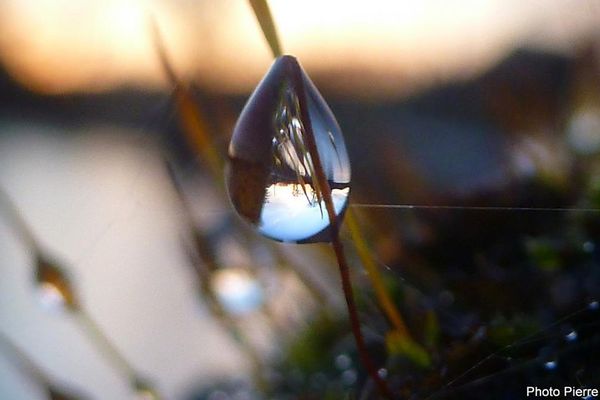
[226, 55, 351, 243]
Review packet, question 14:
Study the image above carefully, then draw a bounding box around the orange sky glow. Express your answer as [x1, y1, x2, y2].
[0, 0, 598, 97]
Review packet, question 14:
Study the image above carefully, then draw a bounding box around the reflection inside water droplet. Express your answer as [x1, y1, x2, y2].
[227, 55, 350, 243]
[260, 184, 349, 242]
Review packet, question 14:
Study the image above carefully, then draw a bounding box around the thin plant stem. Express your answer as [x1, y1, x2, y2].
[346, 209, 411, 339]
[76, 312, 135, 380]
[248, 0, 283, 58]
[150, 18, 223, 178]
[166, 162, 268, 390]
[76, 312, 163, 399]
[289, 63, 394, 400]
[0, 186, 38, 250]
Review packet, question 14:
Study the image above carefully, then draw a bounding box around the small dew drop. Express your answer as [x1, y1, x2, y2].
[335, 354, 352, 370]
[544, 360, 557, 370]
[341, 369, 357, 386]
[583, 241, 595, 253]
[565, 330, 578, 342]
[589, 300, 599, 311]
[38, 282, 66, 312]
[377, 368, 388, 379]
[212, 268, 263, 316]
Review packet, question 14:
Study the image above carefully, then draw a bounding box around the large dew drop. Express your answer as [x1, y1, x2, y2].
[227, 55, 350, 243]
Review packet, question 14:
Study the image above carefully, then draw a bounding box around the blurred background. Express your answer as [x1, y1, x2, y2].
[1, 0, 600, 399]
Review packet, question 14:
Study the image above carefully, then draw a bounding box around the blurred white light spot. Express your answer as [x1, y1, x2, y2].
[565, 330, 578, 342]
[212, 268, 263, 316]
[544, 360, 557, 370]
[583, 241, 595, 253]
[37, 282, 66, 312]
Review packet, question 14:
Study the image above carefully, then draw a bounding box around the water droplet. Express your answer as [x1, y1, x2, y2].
[377, 368, 388, 379]
[565, 330, 578, 342]
[589, 300, 599, 311]
[38, 282, 67, 312]
[35, 256, 78, 311]
[341, 369, 357, 386]
[212, 268, 263, 316]
[227, 55, 351, 243]
[544, 360, 557, 370]
[335, 354, 352, 370]
[583, 241, 595, 253]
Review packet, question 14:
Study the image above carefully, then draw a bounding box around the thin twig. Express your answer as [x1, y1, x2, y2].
[0, 186, 38, 250]
[76, 312, 135, 380]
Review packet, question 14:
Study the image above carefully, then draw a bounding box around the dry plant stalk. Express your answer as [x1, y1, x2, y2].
[0, 187, 162, 400]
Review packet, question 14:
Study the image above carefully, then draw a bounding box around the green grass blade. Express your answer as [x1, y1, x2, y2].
[248, 0, 283, 58]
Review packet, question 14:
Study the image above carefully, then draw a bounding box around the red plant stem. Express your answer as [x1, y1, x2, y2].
[330, 234, 395, 399]
[290, 61, 394, 400]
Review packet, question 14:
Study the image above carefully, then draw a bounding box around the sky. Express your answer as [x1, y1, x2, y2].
[0, 0, 598, 96]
